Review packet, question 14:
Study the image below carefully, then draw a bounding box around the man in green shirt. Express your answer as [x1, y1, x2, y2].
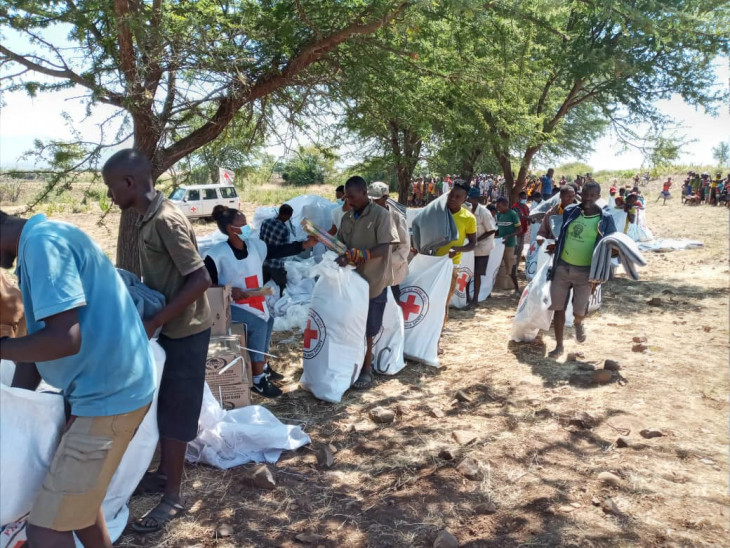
[496, 197, 523, 295]
[546, 182, 617, 358]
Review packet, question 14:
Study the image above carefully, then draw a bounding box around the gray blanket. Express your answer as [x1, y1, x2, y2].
[411, 197, 458, 255]
[590, 232, 647, 283]
[116, 268, 166, 320]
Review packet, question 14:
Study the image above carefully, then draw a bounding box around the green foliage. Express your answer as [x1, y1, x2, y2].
[712, 141, 729, 167]
[555, 162, 594, 178]
[281, 146, 337, 186]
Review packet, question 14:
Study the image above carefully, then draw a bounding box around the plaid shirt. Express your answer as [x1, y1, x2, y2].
[259, 217, 291, 268]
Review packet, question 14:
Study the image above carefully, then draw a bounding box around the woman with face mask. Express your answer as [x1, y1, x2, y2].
[204, 205, 316, 397]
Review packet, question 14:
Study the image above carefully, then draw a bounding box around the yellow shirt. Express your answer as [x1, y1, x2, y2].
[436, 206, 477, 265]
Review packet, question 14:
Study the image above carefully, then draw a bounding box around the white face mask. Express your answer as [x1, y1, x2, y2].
[520, 199, 527, 205]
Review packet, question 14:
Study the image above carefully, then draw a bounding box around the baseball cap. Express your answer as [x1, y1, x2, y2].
[367, 182, 389, 199]
[467, 187, 481, 199]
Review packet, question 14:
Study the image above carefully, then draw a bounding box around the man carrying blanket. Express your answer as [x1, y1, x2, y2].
[0, 210, 155, 548]
[546, 182, 617, 359]
[103, 149, 212, 534]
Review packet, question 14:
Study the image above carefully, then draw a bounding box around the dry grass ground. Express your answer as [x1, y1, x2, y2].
[6, 178, 729, 547]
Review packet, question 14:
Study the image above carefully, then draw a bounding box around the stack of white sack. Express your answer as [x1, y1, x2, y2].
[185, 384, 310, 469]
[299, 252, 369, 402]
[273, 256, 320, 332]
[590, 231, 647, 283]
[197, 229, 229, 258]
[0, 341, 166, 547]
[251, 195, 335, 241]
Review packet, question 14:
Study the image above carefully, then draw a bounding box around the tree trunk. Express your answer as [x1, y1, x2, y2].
[460, 148, 482, 184]
[389, 121, 422, 205]
[116, 208, 141, 274]
[115, 120, 161, 273]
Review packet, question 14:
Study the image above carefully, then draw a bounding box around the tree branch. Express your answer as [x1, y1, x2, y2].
[0, 44, 124, 107]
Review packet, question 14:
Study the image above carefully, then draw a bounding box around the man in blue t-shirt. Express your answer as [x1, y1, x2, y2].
[540, 168, 555, 197]
[0, 210, 155, 548]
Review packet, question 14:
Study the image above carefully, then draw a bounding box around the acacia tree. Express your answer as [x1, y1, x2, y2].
[0, 0, 410, 270]
[438, 0, 729, 199]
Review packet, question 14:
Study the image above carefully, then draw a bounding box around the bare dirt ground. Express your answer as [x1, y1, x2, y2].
[7, 179, 729, 547]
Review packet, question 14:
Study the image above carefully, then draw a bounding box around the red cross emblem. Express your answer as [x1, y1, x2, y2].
[302, 310, 326, 359]
[303, 319, 319, 349]
[456, 272, 469, 292]
[236, 275, 266, 312]
[398, 286, 429, 329]
[399, 294, 421, 320]
[190, 206, 197, 212]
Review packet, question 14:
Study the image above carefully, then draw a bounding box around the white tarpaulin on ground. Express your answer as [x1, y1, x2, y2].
[400, 254, 453, 367]
[299, 254, 369, 402]
[372, 289, 406, 375]
[186, 384, 310, 469]
[449, 251, 474, 309]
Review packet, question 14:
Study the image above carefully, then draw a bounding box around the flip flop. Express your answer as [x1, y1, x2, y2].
[132, 496, 185, 534]
[133, 471, 167, 496]
[353, 371, 373, 390]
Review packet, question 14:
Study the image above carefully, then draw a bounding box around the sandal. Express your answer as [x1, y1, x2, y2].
[547, 347, 564, 359]
[133, 471, 167, 496]
[353, 371, 373, 390]
[132, 496, 186, 534]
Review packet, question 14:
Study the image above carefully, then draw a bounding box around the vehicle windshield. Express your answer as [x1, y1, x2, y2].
[169, 188, 186, 201]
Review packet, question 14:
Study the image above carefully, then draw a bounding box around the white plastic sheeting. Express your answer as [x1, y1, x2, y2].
[185, 384, 310, 469]
[299, 253, 369, 402]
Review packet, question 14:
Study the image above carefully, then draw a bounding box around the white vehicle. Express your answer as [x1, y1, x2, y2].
[168, 184, 240, 218]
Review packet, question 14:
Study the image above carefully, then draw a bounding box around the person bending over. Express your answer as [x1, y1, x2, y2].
[0, 210, 155, 548]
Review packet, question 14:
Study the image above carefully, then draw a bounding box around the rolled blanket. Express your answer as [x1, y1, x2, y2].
[589, 232, 647, 283]
[116, 268, 166, 319]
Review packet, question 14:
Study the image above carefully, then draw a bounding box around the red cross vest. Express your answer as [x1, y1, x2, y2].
[206, 239, 270, 322]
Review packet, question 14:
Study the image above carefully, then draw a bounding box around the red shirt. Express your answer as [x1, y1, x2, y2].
[512, 202, 530, 232]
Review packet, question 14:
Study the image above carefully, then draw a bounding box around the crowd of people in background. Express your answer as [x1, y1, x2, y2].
[681, 171, 730, 207]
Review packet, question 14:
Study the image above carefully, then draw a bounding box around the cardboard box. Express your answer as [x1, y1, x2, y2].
[230, 323, 253, 387]
[205, 335, 251, 409]
[206, 284, 232, 337]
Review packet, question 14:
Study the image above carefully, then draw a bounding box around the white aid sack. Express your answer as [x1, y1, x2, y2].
[510, 260, 554, 342]
[99, 340, 165, 543]
[0, 342, 165, 547]
[478, 239, 505, 301]
[449, 251, 474, 309]
[186, 384, 311, 469]
[400, 254, 453, 367]
[0, 386, 65, 526]
[372, 289, 406, 375]
[299, 253, 369, 402]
